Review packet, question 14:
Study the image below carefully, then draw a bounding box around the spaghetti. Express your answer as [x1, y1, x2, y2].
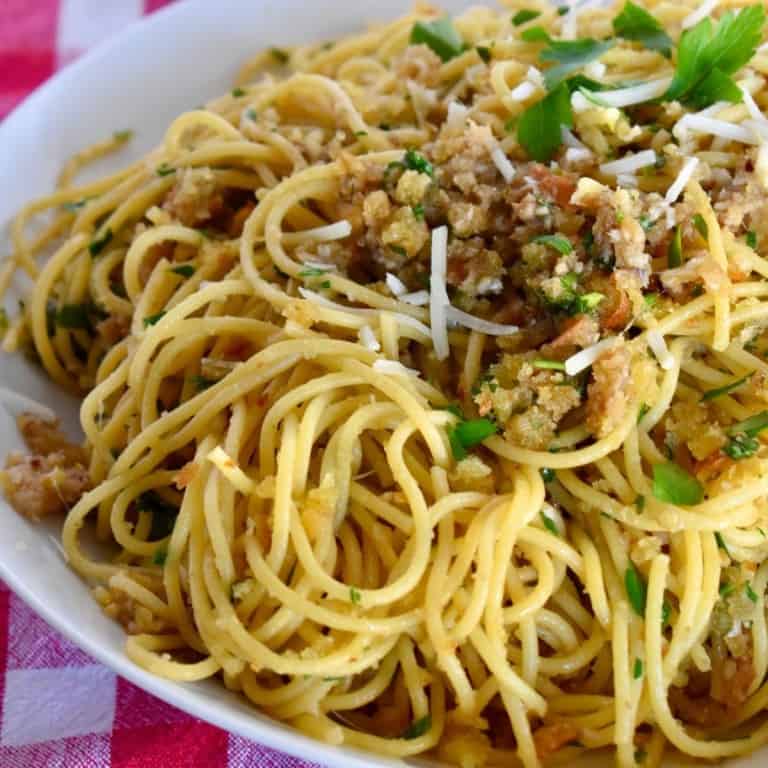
[4, 1, 768, 765]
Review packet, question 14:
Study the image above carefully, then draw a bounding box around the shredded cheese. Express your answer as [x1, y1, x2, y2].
[682, 0, 718, 29]
[372, 359, 420, 377]
[600, 149, 657, 176]
[564, 337, 618, 376]
[400, 290, 430, 306]
[430, 225, 450, 360]
[585, 77, 670, 108]
[665, 156, 700, 204]
[358, 325, 380, 351]
[679, 116, 759, 145]
[385, 272, 407, 297]
[282, 219, 352, 244]
[490, 144, 516, 183]
[207, 446, 256, 494]
[445, 306, 519, 336]
[646, 329, 674, 370]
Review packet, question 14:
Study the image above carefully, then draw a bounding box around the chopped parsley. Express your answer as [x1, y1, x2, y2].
[410, 17, 465, 62]
[724, 432, 760, 459]
[402, 715, 431, 740]
[89, 228, 113, 257]
[403, 148, 434, 177]
[702, 373, 750, 401]
[299, 267, 332, 277]
[152, 548, 168, 566]
[664, 5, 766, 108]
[746, 582, 759, 603]
[476, 45, 492, 63]
[448, 417, 498, 460]
[540, 510, 559, 536]
[143, 311, 166, 327]
[540, 467, 555, 482]
[169, 264, 195, 278]
[720, 581, 736, 598]
[412, 203, 425, 220]
[156, 163, 176, 177]
[667, 225, 682, 268]
[353, 130, 368, 137]
[652, 461, 704, 505]
[517, 80, 573, 162]
[512, 9, 541, 26]
[661, 599, 672, 627]
[635, 495, 646, 512]
[612, 1, 672, 57]
[55, 303, 91, 329]
[633, 657, 644, 679]
[231, 87, 246, 97]
[349, 586, 362, 605]
[715, 531, 730, 555]
[625, 563, 647, 617]
[521, 26, 614, 89]
[531, 233, 573, 254]
[747, 230, 758, 249]
[693, 213, 709, 240]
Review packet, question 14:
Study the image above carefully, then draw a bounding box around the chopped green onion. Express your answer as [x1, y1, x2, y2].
[412, 203, 425, 220]
[354, 130, 368, 137]
[299, 267, 331, 277]
[652, 461, 704, 505]
[661, 599, 671, 627]
[625, 563, 647, 617]
[715, 531, 730, 555]
[746, 583, 759, 603]
[410, 17, 465, 62]
[701, 373, 751, 401]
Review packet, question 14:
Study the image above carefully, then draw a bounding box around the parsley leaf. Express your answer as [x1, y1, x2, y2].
[517, 81, 573, 161]
[512, 9, 541, 26]
[625, 563, 647, 617]
[652, 461, 704, 505]
[410, 17, 465, 62]
[522, 26, 614, 89]
[746, 582, 759, 603]
[747, 230, 758, 249]
[403, 148, 434, 177]
[612, 1, 672, 57]
[664, 5, 766, 108]
[531, 233, 573, 254]
[448, 418, 498, 460]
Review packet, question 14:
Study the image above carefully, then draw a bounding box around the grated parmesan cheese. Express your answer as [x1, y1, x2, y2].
[385, 272, 407, 297]
[400, 290, 430, 306]
[682, 0, 718, 29]
[372, 359, 420, 377]
[564, 337, 618, 376]
[600, 149, 657, 176]
[358, 325, 380, 351]
[445, 306, 519, 336]
[430, 226, 450, 360]
[665, 156, 700, 204]
[646, 329, 674, 370]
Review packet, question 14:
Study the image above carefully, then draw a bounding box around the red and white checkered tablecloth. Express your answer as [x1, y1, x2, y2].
[0, 3, 316, 766]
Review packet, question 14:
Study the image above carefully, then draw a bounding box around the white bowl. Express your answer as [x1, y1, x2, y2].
[0, 2, 762, 766]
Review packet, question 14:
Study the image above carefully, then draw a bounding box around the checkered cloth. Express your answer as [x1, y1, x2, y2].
[0, 3, 316, 765]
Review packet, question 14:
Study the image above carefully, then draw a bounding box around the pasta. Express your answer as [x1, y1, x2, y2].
[5, 0, 768, 765]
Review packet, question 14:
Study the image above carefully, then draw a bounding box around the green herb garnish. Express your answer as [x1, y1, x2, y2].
[612, 1, 672, 57]
[693, 213, 709, 240]
[170, 264, 195, 278]
[652, 462, 704, 505]
[746, 582, 759, 603]
[152, 548, 168, 566]
[533, 358, 566, 370]
[113, 130, 133, 142]
[667, 225, 682, 268]
[349, 586, 362, 605]
[156, 163, 176, 177]
[55, 303, 91, 329]
[410, 17, 464, 61]
[625, 563, 647, 617]
[143, 311, 166, 327]
[89, 228, 113, 257]
[635, 495, 646, 512]
[403, 148, 434, 177]
[633, 657, 644, 679]
[702, 373, 750, 401]
[720, 581, 736, 598]
[727, 410, 768, 437]
[448, 417, 499, 460]
[231, 87, 246, 97]
[540, 467, 555, 482]
[724, 432, 760, 459]
[664, 5, 766, 108]
[517, 81, 573, 161]
[715, 531, 730, 555]
[540, 510, 559, 536]
[299, 267, 331, 277]
[747, 230, 758, 249]
[521, 26, 614, 89]
[476, 45, 492, 63]
[271, 48, 290, 63]
[402, 715, 431, 740]
[531, 233, 573, 254]
[412, 203, 425, 220]
[512, 9, 541, 26]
